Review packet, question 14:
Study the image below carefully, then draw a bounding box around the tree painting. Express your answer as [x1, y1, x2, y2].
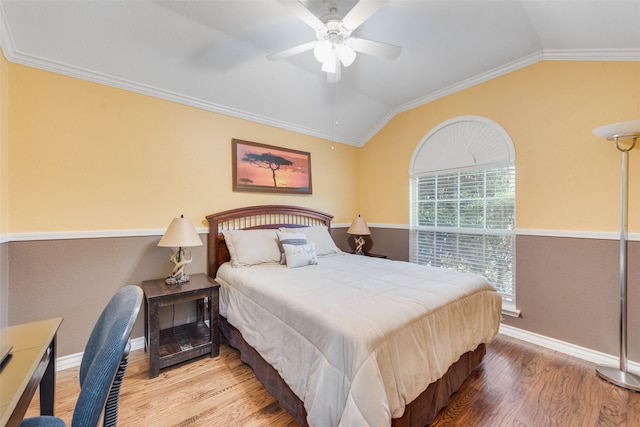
[241, 152, 294, 188]
[232, 139, 312, 194]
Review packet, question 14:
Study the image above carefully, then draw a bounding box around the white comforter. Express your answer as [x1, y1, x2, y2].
[216, 253, 501, 427]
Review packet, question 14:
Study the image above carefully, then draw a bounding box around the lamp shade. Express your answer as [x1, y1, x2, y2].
[336, 43, 356, 67]
[593, 119, 640, 140]
[158, 216, 203, 248]
[314, 40, 333, 63]
[321, 53, 337, 73]
[347, 215, 371, 236]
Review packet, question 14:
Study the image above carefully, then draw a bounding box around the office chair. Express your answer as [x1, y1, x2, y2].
[21, 285, 143, 427]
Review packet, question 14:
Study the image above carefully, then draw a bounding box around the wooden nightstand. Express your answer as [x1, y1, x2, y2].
[142, 273, 220, 378]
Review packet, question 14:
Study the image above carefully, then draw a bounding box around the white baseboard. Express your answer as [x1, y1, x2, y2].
[56, 336, 146, 371]
[499, 324, 640, 373]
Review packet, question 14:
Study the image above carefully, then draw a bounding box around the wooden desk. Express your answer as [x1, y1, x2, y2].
[0, 318, 63, 427]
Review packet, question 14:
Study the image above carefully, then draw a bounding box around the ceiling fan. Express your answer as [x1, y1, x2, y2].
[267, 0, 401, 82]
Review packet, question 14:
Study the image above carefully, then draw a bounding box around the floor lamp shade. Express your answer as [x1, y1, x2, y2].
[158, 215, 203, 285]
[592, 119, 640, 391]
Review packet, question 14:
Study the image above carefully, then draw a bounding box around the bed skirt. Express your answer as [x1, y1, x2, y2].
[219, 317, 485, 427]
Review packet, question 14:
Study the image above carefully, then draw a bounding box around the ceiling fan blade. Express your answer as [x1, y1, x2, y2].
[350, 37, 401, 60]
[278, 0, 325, 30]
[267, 41, 317, 61]
[341, 0, 388, 31]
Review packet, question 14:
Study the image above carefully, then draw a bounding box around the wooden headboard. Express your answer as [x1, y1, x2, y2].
[205, 205, 334, 278]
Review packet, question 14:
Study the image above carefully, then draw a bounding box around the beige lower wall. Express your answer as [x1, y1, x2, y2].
[6, 229, 349, 356]
[7, 228, 637, 362]
[1, 242, 8, 327]
[7, 235, 207, 355]
[504, 235, 640, 360]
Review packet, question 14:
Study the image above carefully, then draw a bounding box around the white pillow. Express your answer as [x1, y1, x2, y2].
[222, 229, 280, 267]
[281, 226, 341, 256]
[283, 243, 318, 268]
[276, 231, 307, 264]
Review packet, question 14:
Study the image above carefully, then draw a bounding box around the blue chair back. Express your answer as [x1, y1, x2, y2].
[72, 285, 142, 427]
[21, 285, 143, 427]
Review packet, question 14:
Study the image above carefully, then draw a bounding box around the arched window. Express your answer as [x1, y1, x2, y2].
[409, 116, 516, 305]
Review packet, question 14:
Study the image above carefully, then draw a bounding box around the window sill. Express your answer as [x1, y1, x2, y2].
[501, 301, 521, 318]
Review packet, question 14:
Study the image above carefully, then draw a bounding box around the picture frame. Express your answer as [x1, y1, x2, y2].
[232, 139, 312, 194]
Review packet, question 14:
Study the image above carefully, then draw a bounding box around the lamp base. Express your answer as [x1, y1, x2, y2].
[165, 274, 190, 286]
[596, 365, 640, 392]
[354, 235, 366, 255]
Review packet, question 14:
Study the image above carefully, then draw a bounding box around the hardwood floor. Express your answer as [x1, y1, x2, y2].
[26, 334, 640, 426]
[430, 337, 640, 427]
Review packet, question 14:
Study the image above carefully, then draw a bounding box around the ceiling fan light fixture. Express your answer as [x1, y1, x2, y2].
[336, 43, 356, 67]
[314, 40, 333, 63]
[321, 53, 337, 73]
[269, 0, 400, 80]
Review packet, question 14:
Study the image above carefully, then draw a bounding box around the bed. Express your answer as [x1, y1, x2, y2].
[206, 205, 502, 426]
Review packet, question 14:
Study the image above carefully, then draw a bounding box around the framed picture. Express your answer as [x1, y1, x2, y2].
[232, 139, 312, 194]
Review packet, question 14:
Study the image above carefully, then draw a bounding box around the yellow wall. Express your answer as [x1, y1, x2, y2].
[7, 63, 359, 232]
[6, 60, 640, 234]
[360, 61, 640, 232]
[1, 49, 8, 234]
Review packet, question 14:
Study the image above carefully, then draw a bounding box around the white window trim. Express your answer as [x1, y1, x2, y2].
[410, 116, 517, 311]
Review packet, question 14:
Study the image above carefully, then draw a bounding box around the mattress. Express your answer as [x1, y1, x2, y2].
[216, 253, 501, 426]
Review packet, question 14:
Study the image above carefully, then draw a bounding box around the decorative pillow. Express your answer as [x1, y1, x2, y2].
[222, 229, 280, 267]
[282, 243, 319, 268]
[276, 231, 307, 264]
[281, 226, 342, 256]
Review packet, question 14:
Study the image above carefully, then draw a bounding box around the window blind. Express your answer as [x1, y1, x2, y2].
[410, 165, 515, 301]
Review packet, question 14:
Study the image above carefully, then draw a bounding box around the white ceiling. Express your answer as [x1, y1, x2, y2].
[1, 0, 639, 146]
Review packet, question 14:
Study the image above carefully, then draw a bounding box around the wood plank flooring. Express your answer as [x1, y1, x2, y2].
[26, 334, 640, 426]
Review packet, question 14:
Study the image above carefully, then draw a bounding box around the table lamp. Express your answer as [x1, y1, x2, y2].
[158, 215, 203, 285]
[347, 214, 371, 255]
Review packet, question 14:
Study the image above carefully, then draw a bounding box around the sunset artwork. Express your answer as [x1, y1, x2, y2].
[232, 139, 312, 194]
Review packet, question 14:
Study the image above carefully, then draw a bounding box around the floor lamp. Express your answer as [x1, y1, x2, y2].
[593, 119, 640, 391]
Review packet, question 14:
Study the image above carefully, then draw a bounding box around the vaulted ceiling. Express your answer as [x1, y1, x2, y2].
[1, 1, 639, 146]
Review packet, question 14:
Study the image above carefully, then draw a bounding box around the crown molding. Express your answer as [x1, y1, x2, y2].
[2, 0, 639, 149]
[0, 5, 360, 149]
[3, 48, 362, 148]
[395, 51, 544, 115]
[543, 48, 640, 61]
[392, 47, 640, 126]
